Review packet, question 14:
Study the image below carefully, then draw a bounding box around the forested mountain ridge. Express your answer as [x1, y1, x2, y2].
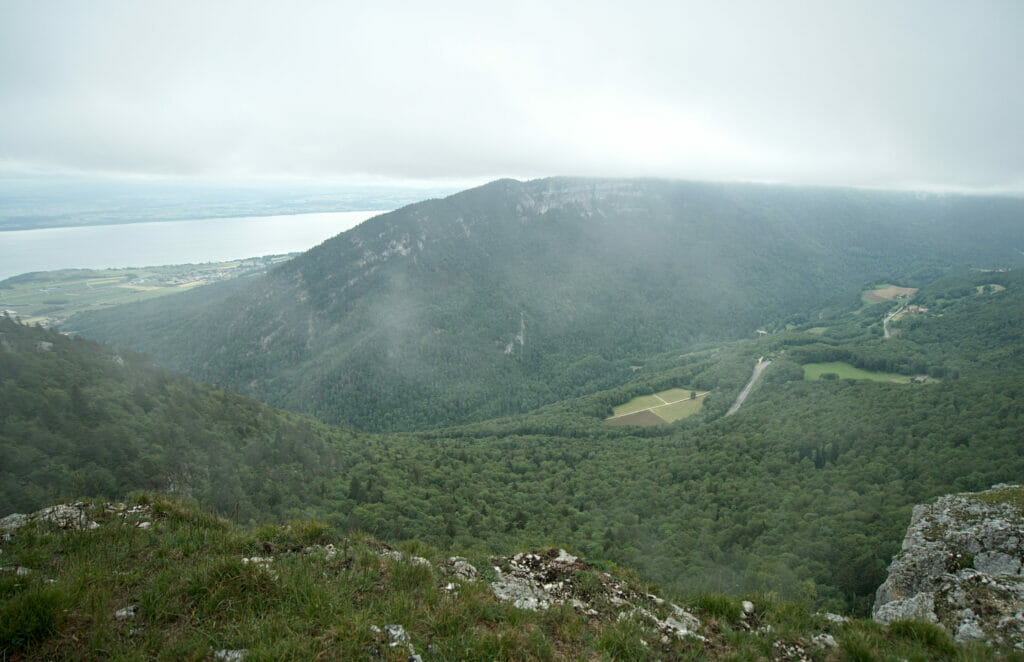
[6, 267, 1024, 616]
[69, 178, 1024, 431]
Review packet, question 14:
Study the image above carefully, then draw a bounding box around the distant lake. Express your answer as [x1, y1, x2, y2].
[0, 210, 386, 281]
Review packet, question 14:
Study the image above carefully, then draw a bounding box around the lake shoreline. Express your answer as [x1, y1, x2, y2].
[0, 210, 387, 282]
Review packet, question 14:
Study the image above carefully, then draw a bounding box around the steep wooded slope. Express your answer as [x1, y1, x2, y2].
[0, 316, 357, 520]
[69, 178, 1024, 430]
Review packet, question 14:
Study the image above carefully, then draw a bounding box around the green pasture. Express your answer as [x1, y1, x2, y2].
[803, 362, 931, 383]
[612, 394, 665, 417]
[607, 388, 705, 426]
[656, 397, 704, 421]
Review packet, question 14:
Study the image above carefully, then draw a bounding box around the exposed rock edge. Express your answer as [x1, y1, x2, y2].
[873, 484, 1024, 647]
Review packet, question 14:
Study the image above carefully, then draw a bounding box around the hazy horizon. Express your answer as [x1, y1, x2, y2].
[2, 1, 1023, 193]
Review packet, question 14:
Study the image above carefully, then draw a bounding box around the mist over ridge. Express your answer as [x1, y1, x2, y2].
[66, 176, 1024, 431]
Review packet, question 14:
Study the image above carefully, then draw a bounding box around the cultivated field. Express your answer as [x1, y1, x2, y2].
[606, 388, 707, 426]
[0, 255, 293, 326]
[803, 361, 935, 383]
[977, 284, 1007, 294]
[862, 284, 918, 303]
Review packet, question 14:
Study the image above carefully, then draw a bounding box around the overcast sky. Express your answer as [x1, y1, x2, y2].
[2, 1, 1022, 191]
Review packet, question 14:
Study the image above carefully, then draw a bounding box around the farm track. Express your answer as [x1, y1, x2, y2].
[725, 357, 771, 417]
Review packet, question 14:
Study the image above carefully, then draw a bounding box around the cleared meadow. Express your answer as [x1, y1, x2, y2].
[606, 388, 707, 426]
[803, 361, 935, 383]
[862, 284, 918, 303]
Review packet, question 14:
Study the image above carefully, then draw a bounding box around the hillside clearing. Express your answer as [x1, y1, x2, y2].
[863, 284, 918, 303]
[606, 388, 707, 426]
[803, 362, 935, 383]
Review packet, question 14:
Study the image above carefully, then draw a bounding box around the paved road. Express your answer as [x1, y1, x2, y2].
[725, 357, 772, 417]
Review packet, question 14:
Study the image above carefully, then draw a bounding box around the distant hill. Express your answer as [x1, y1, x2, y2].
[69, 178, 1024, 430]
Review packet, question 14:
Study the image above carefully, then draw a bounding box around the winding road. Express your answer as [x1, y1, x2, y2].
[725, 357, 771, 417]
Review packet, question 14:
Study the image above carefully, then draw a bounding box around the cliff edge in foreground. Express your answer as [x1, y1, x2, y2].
[873, 484, 1024, 648]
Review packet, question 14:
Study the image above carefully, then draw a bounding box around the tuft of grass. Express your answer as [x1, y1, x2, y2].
[572, 570, 604, 602]
[840, 629, 882, 662]
[0, 585, 66, 654]
[597, 617, 649, 662]
[695, 592, 743, 622]
[888, 619, 958, 658]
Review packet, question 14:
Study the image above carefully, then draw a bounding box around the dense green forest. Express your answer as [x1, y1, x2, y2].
[67, 178, 1024, 431]
[5, 266, 1024, 616]
[0, 315, 358, 521]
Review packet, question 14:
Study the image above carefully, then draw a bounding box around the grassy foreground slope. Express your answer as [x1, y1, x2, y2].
[3, 494, 1011, 661]
[68, 178, 1024, 431]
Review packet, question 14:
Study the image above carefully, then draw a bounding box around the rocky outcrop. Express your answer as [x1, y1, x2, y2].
[873, 484, 1024, 646]
[1, 502, 101, 533]
[1, 501, 156, 540]
[489, 548, 705, 642]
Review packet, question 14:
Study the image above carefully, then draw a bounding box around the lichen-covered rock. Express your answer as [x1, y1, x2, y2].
[445, 556, 478, 581]
[874, 591, 937, 624]
[1, 502, 100, 533]
[873, 484, 1024, 646]
[488, 548, 704, 640]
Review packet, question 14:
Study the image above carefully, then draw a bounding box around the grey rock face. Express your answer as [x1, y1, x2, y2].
[873, 485, 1024, 646]
[488, 548, 704, 640]
[1, 502, 100, 532]
[873, 592, 938, 624]
[975, 551, 1022, 576]
[447, 556, 478, 581]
